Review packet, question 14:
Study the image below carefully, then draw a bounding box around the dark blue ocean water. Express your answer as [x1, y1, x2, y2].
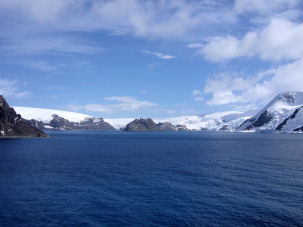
[1, 131, 303, 226]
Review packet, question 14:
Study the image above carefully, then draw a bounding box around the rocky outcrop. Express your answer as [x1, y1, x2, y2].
[124, 118, 160, 132]
[124, 118, 189, 132]
[74, 117, 115, 130]
[0, 96, 47, 137]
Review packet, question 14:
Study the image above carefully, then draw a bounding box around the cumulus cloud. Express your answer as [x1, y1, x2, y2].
[0, 78, 31, 98]
[141, 50, 175, 60]
[68, 96, 157, 114]
[204, 58, 303, 106]
[200, 19, 303, 62]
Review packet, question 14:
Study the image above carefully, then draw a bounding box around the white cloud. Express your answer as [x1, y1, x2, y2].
[187, 43, 204, 48]
[203, 58, 303, 106]
[200, 19, 303, 62]
[1, 36, 104, 55]
[0, 0, 300, 56]
[192, 89, 204, 102]
[0, 0, 236, 42]
[0, 78, 31, 98]
[68, 96, 157, 114]
[142, 50, 175, 60]
[192, 89, 201, 96]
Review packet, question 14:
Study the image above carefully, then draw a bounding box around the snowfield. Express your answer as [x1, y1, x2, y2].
[104, 118, 135, 130]
[155, 110, 254, 131]
[14, 106, 92, 123]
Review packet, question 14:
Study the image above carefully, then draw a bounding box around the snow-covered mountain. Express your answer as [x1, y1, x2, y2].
[14, 106, 254, 131]
[105, 110, 254, 131]
[238, 91, 303, 132]
[14, 107, 115, 131]
[156, 110, 255, 131]
[13, 91, 303, 133]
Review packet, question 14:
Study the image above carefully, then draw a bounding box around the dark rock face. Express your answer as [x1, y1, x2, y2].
[252, 111, 273, 128]
[25, 119, 45, 130]
[294, 126, 303, 132]
[26, 114, 115, 131]
[237, 118, 252, 130]
[243, 110, 273, 130]
[219, 125, 229, 131]
[0, 96, 47, 137]
[276, 106, 303, 131]
[125, 118, 160, 132]
[124, 118, 188, 132]
[49, 114, 76, 129]
[283, 93, 295, 104]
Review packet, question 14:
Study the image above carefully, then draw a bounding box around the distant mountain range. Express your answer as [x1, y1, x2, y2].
[8, 91, 303, 134]
[13, 106, 255, 132]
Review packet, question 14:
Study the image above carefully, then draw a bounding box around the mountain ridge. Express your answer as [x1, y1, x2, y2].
[11, 91, 303, 133]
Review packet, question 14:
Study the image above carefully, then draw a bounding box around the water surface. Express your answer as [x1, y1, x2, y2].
[1, 131, 303, 226]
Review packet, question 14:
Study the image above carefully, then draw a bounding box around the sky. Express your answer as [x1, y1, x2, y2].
[1, 0, 303, 118]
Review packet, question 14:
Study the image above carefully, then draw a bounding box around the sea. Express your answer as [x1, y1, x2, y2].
[0, 131, 303, 226]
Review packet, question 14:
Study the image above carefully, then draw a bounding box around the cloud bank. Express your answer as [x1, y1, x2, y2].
[200, 19, 303, 62]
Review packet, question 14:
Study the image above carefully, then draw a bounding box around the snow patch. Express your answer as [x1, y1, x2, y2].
[104, 118, 135, 129]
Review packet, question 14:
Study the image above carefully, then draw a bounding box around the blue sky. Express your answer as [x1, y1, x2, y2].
[1, 0, 303, 118]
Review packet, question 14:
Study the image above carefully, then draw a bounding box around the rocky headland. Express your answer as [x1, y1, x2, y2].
[0, 96, 47, 137]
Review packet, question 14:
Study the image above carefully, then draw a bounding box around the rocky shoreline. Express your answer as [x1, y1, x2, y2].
[0, 96, 47, 138]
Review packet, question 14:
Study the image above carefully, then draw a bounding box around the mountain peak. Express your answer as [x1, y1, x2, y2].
[238, 91, 303, 132]
[270, 91, 303, 106]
